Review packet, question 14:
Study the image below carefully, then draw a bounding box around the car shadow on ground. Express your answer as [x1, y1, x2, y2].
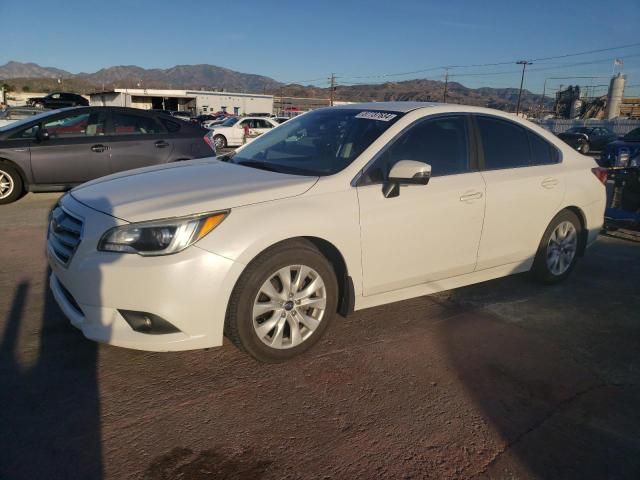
[0, 278, 103, 479]
[440, 240, 640, 479]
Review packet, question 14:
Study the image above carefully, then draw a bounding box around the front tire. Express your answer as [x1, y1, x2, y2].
[0, 164, 24, 205]
[532, 210, 581, 284]
[225, 240, 338, 363]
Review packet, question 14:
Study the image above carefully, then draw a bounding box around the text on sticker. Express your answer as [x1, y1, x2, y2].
[355, 111, 398, 122]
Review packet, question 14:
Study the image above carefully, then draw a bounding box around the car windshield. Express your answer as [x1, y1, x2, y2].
[219, 117, 238, 126]
[0, 110, 52, 132]
[231, 108, 403, 176]
[623, 128, 640, 141]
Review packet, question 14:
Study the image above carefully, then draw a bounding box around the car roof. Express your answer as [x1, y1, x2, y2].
[330, 101, 442, 113]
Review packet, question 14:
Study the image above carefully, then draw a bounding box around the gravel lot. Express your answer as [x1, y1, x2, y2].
[1, 192, 639, 480]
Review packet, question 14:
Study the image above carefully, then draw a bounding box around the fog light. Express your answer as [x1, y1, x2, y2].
[119, 310, 181, 334]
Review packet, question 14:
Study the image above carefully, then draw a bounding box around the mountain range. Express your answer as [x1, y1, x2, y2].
[0, 61, 550, 111]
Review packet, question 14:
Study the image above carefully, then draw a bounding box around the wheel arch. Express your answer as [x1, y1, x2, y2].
[235, 236, 355, 318]
[559, 205, 588, 256]
[0, 157, 29, 190]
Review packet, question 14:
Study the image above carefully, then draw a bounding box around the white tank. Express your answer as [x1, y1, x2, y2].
[606, 73, 625, 119]
[570, 99, 583, 118]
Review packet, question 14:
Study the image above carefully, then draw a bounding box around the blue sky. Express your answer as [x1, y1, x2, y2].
[2, 0, 639, 95]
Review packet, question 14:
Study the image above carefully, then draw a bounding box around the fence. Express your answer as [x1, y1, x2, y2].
[534, 118, 640, 136]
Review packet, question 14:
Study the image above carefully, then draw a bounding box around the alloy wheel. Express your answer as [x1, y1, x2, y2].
[252, 265, 327, 349]
[546, 220, 578, 275]
[0, 170, 14, 199]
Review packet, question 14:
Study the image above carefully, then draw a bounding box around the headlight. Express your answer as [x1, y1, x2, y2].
[98, 211, 228, 256]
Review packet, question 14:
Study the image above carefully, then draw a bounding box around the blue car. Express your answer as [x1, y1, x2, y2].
[600, 127, 640, 169]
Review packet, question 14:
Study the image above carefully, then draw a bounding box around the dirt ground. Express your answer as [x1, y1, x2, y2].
[1, 192, 639, 480]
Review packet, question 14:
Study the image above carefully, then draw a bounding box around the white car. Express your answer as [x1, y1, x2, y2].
[207, 116, 279, 149]
[47, 102, 606, 362]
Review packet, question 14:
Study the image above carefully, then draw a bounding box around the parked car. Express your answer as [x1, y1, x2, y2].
[170, 111, 193, 122]
[557, 126, 617, 154]
[202, 115, 234, 129]
[208, 116, 279, 149]
[27, 92, 89, 109]
[599, 127, 640, 169]
[46, 102, 605, 362]
[0, 107, 43, 128]
[0, 106, 215, 204]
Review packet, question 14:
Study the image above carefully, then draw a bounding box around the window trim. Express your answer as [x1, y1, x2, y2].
[354, 113, 478, 187]
[472, 114, 562, 171]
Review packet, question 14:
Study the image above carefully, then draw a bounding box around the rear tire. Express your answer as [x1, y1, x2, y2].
[579, 141, 590, 154]
[225, 240, 338, 363]
[213, 134, 227, 149]
[531, 210, 582, 284]
[0, 163, 24, 205]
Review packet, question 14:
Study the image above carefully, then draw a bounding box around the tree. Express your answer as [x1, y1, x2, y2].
[22, 85, 31, 92]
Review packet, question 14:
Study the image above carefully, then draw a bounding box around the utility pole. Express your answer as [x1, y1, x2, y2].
[515, 60, 532, 116]
[443, 68, 449, 103]
[329, 73, 336, 106]
[539, 78, 548, 118]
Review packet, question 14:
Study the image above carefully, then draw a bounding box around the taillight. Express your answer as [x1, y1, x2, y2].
[203, 134, 216, 152]
[591, 167, 608, 185]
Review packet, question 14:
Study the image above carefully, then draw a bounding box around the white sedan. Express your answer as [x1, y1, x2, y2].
[207, 116, 279, 149]
[48, 102, 606, 362]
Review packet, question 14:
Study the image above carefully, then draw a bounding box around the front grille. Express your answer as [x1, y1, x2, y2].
[48, 205, 83, 265]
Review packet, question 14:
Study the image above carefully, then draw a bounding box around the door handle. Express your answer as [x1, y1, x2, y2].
[541, 177, 559, 189]
[460, 191, 483, 202]
[155, 141, 170, 148]
[90, 144, 108, 153]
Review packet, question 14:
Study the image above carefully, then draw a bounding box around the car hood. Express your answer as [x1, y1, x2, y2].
[71, 158, 318, 222]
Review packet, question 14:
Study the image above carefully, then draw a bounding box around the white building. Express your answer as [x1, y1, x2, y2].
[89, 88, 274, 116]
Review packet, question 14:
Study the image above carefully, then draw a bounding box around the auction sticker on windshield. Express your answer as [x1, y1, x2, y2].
[355, 111, 398, 121]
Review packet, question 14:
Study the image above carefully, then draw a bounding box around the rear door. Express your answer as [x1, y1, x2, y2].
[103, 110, 174, 173]
[29, 109, 110, 184]
[474, 115, 565, 270]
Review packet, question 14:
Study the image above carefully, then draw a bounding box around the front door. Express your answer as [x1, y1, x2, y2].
[30, 109, 110, 185]
[357, 114, 486, 296]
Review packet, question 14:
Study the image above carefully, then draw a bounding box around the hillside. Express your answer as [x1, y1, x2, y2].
[1, 61, 549, 111]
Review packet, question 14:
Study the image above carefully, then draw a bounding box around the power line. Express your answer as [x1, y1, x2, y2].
[284, 42, 640, 84]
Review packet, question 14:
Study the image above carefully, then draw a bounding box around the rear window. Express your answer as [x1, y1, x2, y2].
[111, 113, 163, 135]
[477, 116, 531, 169]
[528, 131, 560, 165]
[160, 118, 181, 133]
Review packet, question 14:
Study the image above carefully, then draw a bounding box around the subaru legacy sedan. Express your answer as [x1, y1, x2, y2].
[47, 102, 606, 362]
[0, 106, 215, 204]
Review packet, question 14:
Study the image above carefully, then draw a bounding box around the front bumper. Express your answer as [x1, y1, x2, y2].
[47, 194, 245, 352]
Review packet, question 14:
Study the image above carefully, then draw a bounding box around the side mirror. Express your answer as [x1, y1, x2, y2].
[382, 160, 431, 198]
[35, 126, 50, 142]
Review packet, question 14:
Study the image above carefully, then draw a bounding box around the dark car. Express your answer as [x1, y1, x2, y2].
[27, 92, 89, 109]
[0, 106, 216, 204]
[600, 127, 640, 169]
[557, 126, 617, 154]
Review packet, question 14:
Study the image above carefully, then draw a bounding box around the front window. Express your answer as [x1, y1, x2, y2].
[623, 128, 640, 142]
[230, 108, 403, 176]
[44, 112, 106, 138]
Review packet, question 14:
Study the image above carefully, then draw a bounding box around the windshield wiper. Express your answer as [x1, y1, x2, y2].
[235, 160, 283, 173]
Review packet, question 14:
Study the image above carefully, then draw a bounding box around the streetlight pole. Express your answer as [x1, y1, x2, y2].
[515, 60, 532, 116]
